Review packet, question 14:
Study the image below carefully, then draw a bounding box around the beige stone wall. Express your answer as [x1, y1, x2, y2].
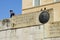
[41, 0, 54, 5]
[22, 0, 33, 9]
[22, 2, 60, 22]
[22, 0, 54, 9]
[0, 25, 43, 40]
[11, 11, 41, 28]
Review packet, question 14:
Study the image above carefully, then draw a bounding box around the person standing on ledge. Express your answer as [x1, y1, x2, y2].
[10, 10, 15, 18]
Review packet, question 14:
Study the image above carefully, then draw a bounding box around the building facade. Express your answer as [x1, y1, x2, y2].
[22, 0, 60, 40]
[0, 0, 60, 40]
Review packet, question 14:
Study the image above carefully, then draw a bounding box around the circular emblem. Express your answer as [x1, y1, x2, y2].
[39, 11, 50, 24]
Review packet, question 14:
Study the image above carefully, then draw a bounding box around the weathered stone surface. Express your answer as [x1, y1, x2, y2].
[11, 12, 41, 28]
[44, 22, 60, 38]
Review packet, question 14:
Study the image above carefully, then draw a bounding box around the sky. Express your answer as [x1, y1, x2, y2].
[0, 0, 22, 20]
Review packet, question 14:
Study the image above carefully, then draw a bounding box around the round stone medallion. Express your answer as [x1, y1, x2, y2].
[39, 11, 50, 24]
